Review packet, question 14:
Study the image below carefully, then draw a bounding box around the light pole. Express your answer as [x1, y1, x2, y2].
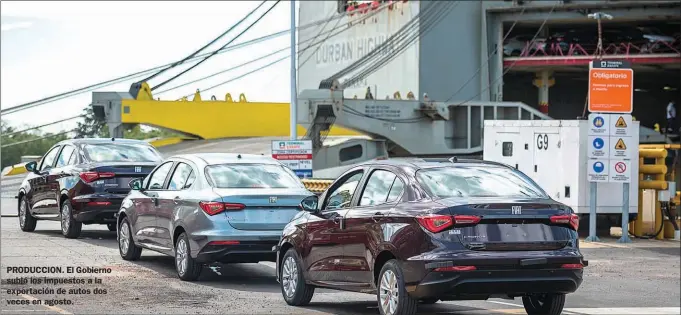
[587, 12, 613, 59]
[290, 0, 298, 140]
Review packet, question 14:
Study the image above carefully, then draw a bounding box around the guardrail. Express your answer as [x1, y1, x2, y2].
[509, 39, 680, 58]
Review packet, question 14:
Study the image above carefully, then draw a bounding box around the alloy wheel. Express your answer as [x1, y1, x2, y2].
[379, 270, 399, 315]
[61, 204, 70, 234]
[282, 256, 298, 298]
[176, 238, 188, 276]
[119, 222, 130, 255]
[19, 200, 26, 228]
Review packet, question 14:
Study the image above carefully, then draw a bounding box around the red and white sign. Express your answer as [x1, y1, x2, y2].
[271, 140, 314, 178]
[609, 160, 631, 183]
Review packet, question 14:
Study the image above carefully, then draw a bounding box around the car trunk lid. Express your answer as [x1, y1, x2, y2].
[434, 197, 577, 251]
[212, 188, 311, 231]
[81, 162, 157, 194]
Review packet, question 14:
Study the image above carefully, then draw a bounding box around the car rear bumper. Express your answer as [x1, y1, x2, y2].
[407, 267, 583, 300]
[71, 194, 126, 223]
[195, 239, 279, 264]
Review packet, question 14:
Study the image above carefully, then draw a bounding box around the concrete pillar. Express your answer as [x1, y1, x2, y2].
[487, 15, 503, 102]
[533, 70, 554, 115]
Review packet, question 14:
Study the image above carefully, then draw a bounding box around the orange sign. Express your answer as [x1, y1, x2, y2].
[587, 68, 634, 113]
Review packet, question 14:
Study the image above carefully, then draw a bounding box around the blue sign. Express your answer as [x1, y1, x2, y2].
[592, 116, 605, 128]
[592, 137, 604, 149]
[295, 170, 313, 178]
[592, 161, 605, 173]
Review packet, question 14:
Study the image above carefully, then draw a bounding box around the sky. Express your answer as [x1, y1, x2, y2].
[1, 1, 296, 134]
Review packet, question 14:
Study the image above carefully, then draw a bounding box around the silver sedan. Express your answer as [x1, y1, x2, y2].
[116, 153, 313, 281]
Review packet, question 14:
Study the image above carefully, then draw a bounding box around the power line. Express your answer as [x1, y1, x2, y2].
[0, 3, 387, 116]
[176, 3, 392, 98]
[1, 115, 85, 138]
[151, 0, 280, 91]
[1, 129, 76, 149]
[144, 1, 268, 84]
[179, 56, 289, 99]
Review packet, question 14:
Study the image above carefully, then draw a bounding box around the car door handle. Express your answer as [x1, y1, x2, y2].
[173, 197, 181, 205]
[372, 212, 385, 222]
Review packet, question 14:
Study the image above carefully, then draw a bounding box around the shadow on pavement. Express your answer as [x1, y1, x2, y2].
[300, 300, 487, 315]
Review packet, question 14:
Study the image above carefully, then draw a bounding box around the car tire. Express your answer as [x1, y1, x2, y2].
[175, 232, 202, 281]
[60, 201, 82, 239]
[107, 223, 116, 232]
[377, 260, 418, 315]
[522, 294, 566, 315]
[280, 249, 315, 306]
[419, 298, 439, 304]
[118, 217, 142, 261]
[18, 197, 37, 232]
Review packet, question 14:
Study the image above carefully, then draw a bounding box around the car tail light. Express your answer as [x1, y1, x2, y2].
[561, 263, 583, 270]
[87, 201, 111, 206]
[417, 215, 453, 233]
[453, 215, 481, 225]
[207, 240, 240, 246]
[79, 172, 115, 183]
[550, 214, 579, 231]
[434, 265, 477, 272]
[199, 202, 245, 215]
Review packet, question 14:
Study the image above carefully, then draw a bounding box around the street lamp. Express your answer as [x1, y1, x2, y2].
[588, 12, 614, 59]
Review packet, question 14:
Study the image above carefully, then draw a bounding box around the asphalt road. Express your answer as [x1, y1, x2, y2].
[1, 218, 679, 315]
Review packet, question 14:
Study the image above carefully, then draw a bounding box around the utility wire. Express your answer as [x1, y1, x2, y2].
[144, 1, 267, 84]
[152, 0, 280, 91]
[0, 2, 389, 116]
[172, 2, 392, 98]
[1, 129, 76, 149]
[1, 115, 85, 138]
[343, 1, 456, 90]
[445, 3, 557, 107]
[444, 6, 527, 103]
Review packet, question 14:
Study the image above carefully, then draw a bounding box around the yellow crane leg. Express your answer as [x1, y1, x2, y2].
[120, 98, 361, 139]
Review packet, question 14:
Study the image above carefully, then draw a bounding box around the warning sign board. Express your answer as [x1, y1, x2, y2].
[610, 114, 633, 137]
[587, 60, 633, 114]
[609, 160, 631, 183]
[609, 137, 633, 159]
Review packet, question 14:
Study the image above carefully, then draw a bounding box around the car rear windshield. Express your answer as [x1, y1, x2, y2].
[205, 163, 304, 189]
[416, 166, 547, 199]
[83, 143, 162, 163]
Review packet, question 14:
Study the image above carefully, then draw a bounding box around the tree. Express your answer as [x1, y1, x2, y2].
[1, 121, 69, 168]
[75, 106, 107, 138]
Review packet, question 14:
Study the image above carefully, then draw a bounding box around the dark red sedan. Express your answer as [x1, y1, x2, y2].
[275, 158, 586, 315]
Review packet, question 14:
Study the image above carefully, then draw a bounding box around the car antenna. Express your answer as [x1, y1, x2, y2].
[111, 137, 115, 141]
[448, 156, 458, 163]
[237, 154, 242, 159]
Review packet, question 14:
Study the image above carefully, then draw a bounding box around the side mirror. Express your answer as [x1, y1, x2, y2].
[129, 178, 143, 191]
[25, 161, 38, 174]
[299, 195, 319, 212]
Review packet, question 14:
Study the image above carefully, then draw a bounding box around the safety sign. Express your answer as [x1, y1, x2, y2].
[588, 136, 609, 158]
[587, 60, 633, 114]
[610, 137, 633, 159]
[271, 140, 313, 178]
[609, 160, 631, 183]
[588, 113, 609, 136]
[610, 114, 633, 137]
[587, 159, 609, 182]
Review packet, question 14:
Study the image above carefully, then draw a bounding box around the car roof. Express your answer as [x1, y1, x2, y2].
[169, 153, 281, 166]
[359, 158, 513, 172]
[57, 138, 152, 146]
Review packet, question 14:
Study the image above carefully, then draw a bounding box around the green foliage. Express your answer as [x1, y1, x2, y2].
[2, 107, 180, 169]
[1, 121, 69, 168]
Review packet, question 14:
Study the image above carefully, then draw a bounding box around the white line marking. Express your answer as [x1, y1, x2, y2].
[565, 307, 681, 315]
[259, 261, 276, 269]
[486, 300, 523, 308]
